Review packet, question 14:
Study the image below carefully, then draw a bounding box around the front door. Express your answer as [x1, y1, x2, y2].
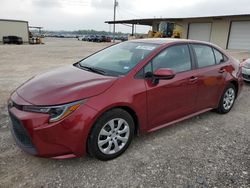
[144, 44, 198, 130]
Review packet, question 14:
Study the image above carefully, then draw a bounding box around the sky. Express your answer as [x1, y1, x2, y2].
[1, 0, 250, 33]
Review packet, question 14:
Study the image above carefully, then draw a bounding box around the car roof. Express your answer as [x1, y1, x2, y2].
[129, 38, 212, 46]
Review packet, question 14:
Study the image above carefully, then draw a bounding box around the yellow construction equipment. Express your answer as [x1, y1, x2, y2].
[29, 31, 44, 44]
[172, 24, 182, 38]
[148, 22, 183, 39]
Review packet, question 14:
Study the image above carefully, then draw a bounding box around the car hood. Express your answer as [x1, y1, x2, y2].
[16, 65, 118, 105]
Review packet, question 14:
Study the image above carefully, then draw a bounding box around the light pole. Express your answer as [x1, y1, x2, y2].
[113, 0, 118, 42]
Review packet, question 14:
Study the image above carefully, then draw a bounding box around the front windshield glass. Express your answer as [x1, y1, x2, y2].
[79, 42, 159, 76]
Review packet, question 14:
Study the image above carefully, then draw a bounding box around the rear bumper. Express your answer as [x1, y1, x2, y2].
[8, 95, 98, 159]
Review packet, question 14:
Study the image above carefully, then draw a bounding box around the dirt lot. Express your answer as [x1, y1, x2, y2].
[0, 38, 249, 188]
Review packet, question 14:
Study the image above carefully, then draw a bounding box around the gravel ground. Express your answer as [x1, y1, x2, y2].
[0, 38, 249, 188]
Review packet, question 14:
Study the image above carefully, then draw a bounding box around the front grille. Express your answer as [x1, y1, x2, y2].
[9, 113, 34, 148]
[242, 74, 250, 80]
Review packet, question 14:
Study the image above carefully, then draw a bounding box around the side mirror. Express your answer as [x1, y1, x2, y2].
[151, 68, 176, 84]
[153, 68, 176, 79]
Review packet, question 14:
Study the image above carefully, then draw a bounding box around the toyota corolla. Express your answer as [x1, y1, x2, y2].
[8, 39, 243, 160]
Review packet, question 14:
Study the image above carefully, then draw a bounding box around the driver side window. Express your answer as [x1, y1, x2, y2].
[145, 44, 192, 74]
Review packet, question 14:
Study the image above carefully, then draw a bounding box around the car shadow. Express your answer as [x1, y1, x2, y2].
[243, 80, 250, 86]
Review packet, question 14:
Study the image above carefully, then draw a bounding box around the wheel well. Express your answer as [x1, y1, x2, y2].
[118, 106, 139, 135]
[230, 80, 239, 98]
[88, 106, 140, 138]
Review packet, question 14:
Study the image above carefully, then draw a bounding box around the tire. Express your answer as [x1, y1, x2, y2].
[216, 83, 236, 114]
[88, 108, 134, 160]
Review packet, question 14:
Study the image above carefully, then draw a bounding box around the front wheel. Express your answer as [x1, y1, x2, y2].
[88, 109, 134, 160]
[216, 84, 236, 114]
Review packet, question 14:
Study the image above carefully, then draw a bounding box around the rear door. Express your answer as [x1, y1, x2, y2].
[191, 44, 228, 110]
[144, 44, 198, 130]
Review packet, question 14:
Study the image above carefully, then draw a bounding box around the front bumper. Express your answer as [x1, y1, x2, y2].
[8, 93, 98, 159]
[242, 67, 250, 81]
[9, 111, 37, 155]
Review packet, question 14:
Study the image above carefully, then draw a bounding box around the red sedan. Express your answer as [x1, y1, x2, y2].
[8, 39, 243, 160]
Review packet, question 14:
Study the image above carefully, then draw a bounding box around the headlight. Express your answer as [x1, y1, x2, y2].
[242, 59, 250, 69]
[243, 62, 250, 69]
[23, 100, 84, 123]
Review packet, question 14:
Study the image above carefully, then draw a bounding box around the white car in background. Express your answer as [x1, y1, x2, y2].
[242, 59, 250, 82]
[77, 35, 85, 41]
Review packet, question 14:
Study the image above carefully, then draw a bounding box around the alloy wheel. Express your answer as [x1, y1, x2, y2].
[98, 118, 130, 155]
[223, 88, 235, 110]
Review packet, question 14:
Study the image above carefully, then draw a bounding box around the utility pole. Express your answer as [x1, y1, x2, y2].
[113, 0, 118, 43]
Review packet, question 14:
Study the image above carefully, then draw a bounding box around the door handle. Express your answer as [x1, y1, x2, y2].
[219, 68, 226, 73]
[189, 76, 198, 83]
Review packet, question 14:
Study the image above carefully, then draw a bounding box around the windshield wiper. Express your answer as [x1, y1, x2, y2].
[78, 64, 106, 75]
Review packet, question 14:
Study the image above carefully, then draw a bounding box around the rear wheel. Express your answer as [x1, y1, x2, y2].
[216, 84, 236, 114]
[88, 109, 134, 160]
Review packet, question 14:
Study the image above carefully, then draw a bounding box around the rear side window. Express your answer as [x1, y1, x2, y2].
[192, 44, 215, 68]
[213, 48, 227, 64]
[151, 44, 192, 73]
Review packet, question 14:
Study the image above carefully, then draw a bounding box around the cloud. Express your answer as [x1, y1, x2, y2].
[32, 0, 62, 8]
[155, 0, 250, 18]
[0, 0, 250, 33]
[90, 0, 136, 10]
[91, 0, 113, 9]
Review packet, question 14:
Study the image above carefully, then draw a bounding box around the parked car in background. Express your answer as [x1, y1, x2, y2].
[77, 36, 85, 41]
[92, 35, 101, 42]
[82, 35, 89, 41]
[84, 35, 112, 43]
[3, 36, 23, 44]
[120, 36, 128, 42]
[88, 35, 96, 42]
[242, 58, 250, 82]
[8, 39, 243, 161]
[97, 35, 107, 42]
[105, 36, 112, 42]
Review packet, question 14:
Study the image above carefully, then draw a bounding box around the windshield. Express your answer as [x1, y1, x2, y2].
[78, 42, 159, 76]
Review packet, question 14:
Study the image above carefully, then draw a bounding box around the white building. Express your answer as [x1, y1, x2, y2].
[106, 14, 250, 50]
[0, 19, 29, 43]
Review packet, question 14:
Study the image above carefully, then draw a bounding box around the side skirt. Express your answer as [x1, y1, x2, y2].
[147, 108, 213, 133]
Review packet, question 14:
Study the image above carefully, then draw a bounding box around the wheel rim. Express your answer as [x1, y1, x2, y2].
[223, 88, 235, 110]
[98, 118, 130, 155]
